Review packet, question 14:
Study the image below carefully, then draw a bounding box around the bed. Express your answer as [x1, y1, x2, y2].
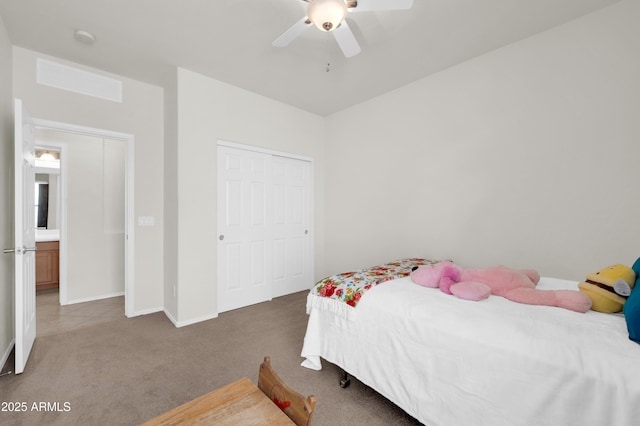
[300, 259, 640, 426]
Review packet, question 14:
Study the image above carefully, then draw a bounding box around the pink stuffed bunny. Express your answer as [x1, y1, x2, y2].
[410, 261, 592, 313]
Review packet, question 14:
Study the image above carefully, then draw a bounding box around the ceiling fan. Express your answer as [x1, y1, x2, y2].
[273, 0, 414, 58]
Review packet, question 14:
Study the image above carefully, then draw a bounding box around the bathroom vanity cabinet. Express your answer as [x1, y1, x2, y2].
[36, 240, 59, 291]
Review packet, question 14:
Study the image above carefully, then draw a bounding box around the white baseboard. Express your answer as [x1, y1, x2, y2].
[127, 306, 163, 318]
[64, 291, 125, 305]
[63, 293, 164, 319]
[163, 309, 218, 328]
[58, 292, 216, 327]
[163, 309, 179, 327]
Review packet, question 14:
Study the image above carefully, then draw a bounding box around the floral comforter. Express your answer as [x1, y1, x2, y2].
[313, 258, 438, 308]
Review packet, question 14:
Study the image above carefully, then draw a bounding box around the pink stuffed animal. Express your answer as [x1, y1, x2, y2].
[410, 261, 592, 313]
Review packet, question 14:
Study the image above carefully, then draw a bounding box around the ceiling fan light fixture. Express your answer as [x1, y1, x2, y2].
[307, 0, 347, 32]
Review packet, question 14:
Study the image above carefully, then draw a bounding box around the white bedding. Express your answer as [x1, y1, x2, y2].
[301, 276, 640, 426]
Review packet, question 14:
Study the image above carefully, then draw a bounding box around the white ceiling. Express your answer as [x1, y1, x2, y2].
[0, 0, 620, 116]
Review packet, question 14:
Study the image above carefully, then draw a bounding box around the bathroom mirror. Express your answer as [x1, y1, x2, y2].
[34, 148, 61, 232]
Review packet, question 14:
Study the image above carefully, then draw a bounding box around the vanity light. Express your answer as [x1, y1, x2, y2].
[39, 152, 56, 161]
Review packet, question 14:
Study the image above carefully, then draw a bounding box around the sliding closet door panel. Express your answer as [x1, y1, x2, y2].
[218, 144, 312, 312]
[224, 242, 242, 290]
[273, 238, 287, 280]
[250, 241, 266, 285]
[225, 180, 241, 226]
[272, 155, 311, 297]
[250, 181, 266, 226]
[217, 146, 272, 313]
[291, 236, 304, 277]
[273, 166, 287, 285]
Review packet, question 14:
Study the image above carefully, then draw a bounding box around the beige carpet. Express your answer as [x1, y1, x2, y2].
[35, 289, 124, 337]
[0, 291, 422, 426]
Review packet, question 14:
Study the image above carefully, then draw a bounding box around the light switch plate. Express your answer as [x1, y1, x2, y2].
[137, 216, 155, 226]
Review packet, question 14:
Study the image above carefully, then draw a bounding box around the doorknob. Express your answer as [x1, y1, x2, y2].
[219, 235, 225, 241]
[3, 248, 15, 254]
[23, 247, 37, 252]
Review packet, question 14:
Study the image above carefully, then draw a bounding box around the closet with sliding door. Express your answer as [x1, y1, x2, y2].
[216, 141, 313, 313]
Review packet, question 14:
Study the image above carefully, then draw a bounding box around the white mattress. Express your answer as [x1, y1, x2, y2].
[301, 276, 640, 426]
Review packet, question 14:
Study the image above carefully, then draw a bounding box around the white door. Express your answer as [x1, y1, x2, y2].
[217, 144, 313, 313]
[13, 98, 37, 374]
[272, 155, 311, 297]
[217, 146, 273, 312]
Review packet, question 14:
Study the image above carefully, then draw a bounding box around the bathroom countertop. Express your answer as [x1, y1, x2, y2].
[35, 229, 60, 242]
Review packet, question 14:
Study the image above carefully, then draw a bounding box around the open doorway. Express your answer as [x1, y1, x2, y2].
[32, 119, 135, 319]
[33, 147, 61, 297]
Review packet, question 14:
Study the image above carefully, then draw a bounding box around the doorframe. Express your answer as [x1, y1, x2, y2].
[32, 118, 135, 317]
[217, 139, 315, 163]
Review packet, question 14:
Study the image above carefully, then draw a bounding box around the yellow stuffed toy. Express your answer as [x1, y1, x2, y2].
[578, 264, 636, 313]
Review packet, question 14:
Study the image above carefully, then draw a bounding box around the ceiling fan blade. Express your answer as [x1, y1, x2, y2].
[272, 16, 312, 47]
[348, 0, 414, 12]
[333, 21, 361, 58]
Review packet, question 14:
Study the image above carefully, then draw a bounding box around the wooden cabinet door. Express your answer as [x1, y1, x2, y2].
[36, 241, 59, 290]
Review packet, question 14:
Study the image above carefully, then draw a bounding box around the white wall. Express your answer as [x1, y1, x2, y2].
[163, 69, 178, 321]
[13, 47, 164, 315]
[325, 0, 640, 280]
[172, 68, 326, 325]
[67, 134, 125, 302]
[0, 14, 13, 368]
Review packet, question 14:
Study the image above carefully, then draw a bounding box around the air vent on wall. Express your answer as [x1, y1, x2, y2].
[36, 58, 123, 103]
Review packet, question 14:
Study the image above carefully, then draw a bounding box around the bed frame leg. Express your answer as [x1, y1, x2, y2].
[340, 370, 351, 388]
